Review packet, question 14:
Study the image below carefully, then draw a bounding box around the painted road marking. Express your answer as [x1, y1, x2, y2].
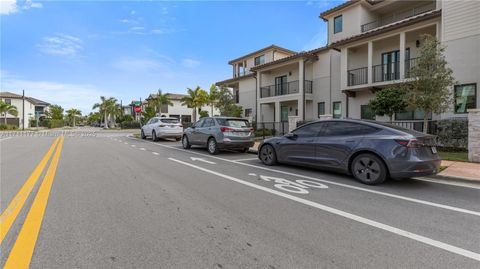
[124, 142, 128, 145]
[131, 145, 136, 147]
[4, 137, 65, 269]
[248, 173, 257, 177]
[168, 157, 480, 262]
[190, 157, 216, 164]
[130, 136, 480, 217]
[139, 148, 146, 151]
[259, 175, 328, 194]
[152, 152, 159, 155]
[0, 137, 60, 245]
[233, 157, 259, 162]
[0, 137, 12, 141]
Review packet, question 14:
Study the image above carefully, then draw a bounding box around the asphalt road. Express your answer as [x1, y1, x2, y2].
[1, 130, 479, 268]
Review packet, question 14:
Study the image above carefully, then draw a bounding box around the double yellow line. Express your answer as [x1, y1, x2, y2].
[0, 136, 65, 269]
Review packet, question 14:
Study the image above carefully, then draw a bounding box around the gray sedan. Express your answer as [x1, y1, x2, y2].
[258, 119, 441, 185]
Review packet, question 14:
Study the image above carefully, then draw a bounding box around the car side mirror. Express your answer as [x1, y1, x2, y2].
[285, 133, 297, 140]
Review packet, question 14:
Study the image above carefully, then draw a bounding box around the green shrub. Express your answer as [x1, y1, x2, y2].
[436, 119, 468, 149]
[199, 110, 209, 118]
[255, 128, 273, 137]
[0, 124, 18, 130]
[120, 121, 141, 129]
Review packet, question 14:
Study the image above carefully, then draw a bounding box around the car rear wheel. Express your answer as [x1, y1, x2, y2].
[351, 153, 387, 185]
[182, 135, 191, 149]
[207, 138, 219, 155]
[141, 130, 146, 139]
[152, 131, 158, 141]
[259, 144, 277, 166]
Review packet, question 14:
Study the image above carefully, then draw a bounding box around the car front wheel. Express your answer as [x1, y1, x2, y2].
[182, 135, 191, 149]
[207, 138, 219, 155]
[351, 153, 387, 185]
[259, 144, 277, 165]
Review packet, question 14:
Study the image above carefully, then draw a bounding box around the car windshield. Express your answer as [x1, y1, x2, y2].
[216, 119, 250, 128]
[160, 118, 179, 124]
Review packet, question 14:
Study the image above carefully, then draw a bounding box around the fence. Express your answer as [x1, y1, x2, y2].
[252, 122, 290, 139]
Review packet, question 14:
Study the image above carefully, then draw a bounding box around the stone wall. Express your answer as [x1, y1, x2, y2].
[468, 109, 480, 162]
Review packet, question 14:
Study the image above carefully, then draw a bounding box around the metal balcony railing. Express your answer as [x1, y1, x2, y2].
[372, 62, 400, 83]
[361, 2, 436, 32]
[347, 67, 368, 86]
[260, 80, 313, 98]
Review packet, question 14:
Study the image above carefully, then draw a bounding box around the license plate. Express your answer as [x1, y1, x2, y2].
[169, 125, 174, 128]
[431, 146, 437, 154]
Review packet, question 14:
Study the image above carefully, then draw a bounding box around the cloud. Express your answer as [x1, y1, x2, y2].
[112, 58, 165, 73]
[36, 34, 84, 57]
[0, 71, 109, 113]
[303, 31, 327, 51]
[182, 58, 200, 68]
[1, 0, 42, 15]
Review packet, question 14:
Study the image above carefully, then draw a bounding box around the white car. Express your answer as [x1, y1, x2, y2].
[141, 117, 183, 141]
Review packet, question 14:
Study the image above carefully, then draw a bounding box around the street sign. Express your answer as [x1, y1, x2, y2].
[133, 101, 141, 106]
[134, 106, 142, 113]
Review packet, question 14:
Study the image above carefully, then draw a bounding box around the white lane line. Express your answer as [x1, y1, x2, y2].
[232, 157, 259, 162]
[118, 140, 122, 142]
[139, 148, 146, 151]
[0, 137, 12, 141]
[414, 177, 480, 190]
[168, 157, 480, 262]
[129, 136, 480, 217]
[124, 142, 128, 145]
[131, 145, 136, 148]
[152, 152, 159, 155]
[190, 157, 216, 164]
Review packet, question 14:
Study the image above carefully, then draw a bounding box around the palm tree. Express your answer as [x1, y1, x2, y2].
[0, 100, 18, 125]
[149, 89, 173, 115]
[207, 84, 219, 117]
[66, 108, 82, 127]
[93, 96, 117, 128]
[181, 86, 208, 122]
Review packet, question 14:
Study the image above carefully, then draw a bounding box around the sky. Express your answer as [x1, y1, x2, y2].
[1, 0, 342, 114]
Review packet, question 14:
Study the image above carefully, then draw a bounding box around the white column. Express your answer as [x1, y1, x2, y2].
[274, 101, 281, 122]
[340, 48, 348, 89]
[399, 32, 406, 79]
[256, 71, 262, 122]
[298, 59, 305, 120]
[436, 22, 442, 42]
[367, 41, 373, 84]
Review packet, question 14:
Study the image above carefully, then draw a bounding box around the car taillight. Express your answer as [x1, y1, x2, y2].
[221, 127, 234, 133]
[395, 139, 421, 148]
[159, 124, 166, 127]
[249, 127, 254, 132]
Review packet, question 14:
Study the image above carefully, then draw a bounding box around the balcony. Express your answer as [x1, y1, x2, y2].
[360, 2, 436, 33]
[260, 80, 313, 98]
[234, 70, 253, 78]
[346, 58, 421, 86]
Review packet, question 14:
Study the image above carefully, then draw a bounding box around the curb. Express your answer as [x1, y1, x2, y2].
[427, 174, 480, 184]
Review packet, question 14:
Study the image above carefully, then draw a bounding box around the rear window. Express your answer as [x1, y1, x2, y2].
[216, 119, 250, 128]
[160, 118, 179, 124]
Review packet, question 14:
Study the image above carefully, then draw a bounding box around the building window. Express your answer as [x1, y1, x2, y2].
[244, 108, 252, 117]
[317, 102, 325, 117]
[254, 55, 265, 66]
[235, 89, 239, 103]
[455, 84, 476, 113]
[333, 101, 342, 119]
[361, 105, 375, 120]
[334, 15, 343, 34]
[4, 98, 11, 105]
[395, 108, 432, 121]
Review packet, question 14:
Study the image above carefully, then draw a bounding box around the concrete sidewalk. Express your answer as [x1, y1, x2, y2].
[249, 141, 480, 182]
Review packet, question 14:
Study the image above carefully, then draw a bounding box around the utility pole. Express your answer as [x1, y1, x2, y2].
[22, 89, 25, 130]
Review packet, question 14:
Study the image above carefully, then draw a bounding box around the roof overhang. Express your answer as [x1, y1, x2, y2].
[215, 73, 256, 86]
[227, 45, 296, 65]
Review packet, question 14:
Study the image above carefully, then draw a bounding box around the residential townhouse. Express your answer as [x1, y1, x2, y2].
[0, 91, 50, 128]
[216, 0, 480, 132]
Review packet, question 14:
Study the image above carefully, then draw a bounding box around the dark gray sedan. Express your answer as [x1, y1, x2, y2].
[258, 119, 441, 185]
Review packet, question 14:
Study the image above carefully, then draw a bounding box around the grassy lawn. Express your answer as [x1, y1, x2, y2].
[438, 151, 468, 162]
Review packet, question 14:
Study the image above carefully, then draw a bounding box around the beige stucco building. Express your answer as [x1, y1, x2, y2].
[217, 0, 480, 130]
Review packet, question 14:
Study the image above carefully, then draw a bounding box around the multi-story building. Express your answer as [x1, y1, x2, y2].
[216, 0, 479, 131]
[0, 91, 50, 128]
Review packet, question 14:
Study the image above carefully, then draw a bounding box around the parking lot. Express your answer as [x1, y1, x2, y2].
[1, 132, 479, 268]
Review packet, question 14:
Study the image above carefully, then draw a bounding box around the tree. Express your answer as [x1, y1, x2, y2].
[181, 86, 208, 122]
[199, 110, 209, 118]
[216, 86, 243, 117]
[66, 108, 82, 127]
[47, 105, 64, 120]
[207, 84, 219, 117]
[87, 112, 101, 125]
[0, 100, 18, 124]
[141, 106, 156, 124]
[92, 96, 117, 128]
[368, 87, 408, 123]
[403, 34, 455, 133]
[149, 89, 173, 115]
